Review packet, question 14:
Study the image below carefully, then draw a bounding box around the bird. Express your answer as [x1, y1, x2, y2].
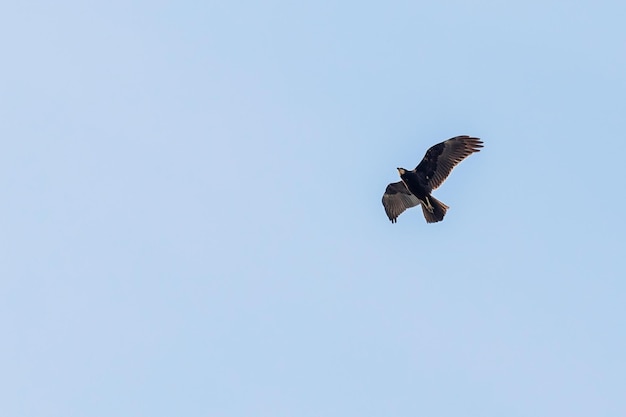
[382, 135, 483, 223]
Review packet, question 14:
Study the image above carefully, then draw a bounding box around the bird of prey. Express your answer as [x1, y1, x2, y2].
[382, 135, 483, 223]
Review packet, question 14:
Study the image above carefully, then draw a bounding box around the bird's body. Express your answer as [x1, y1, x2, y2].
[382, 135, 483, 223]
[396, 167, 450, 223]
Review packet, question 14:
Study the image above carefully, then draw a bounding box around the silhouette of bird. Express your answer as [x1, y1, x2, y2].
[382, 135, 483, 223]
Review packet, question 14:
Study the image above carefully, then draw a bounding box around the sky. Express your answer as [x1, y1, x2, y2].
[1, 0, 625, 416]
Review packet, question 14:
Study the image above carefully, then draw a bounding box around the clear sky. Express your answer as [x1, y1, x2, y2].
[2, 1, 625, 416]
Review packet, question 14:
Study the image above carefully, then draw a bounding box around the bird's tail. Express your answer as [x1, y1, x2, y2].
[421, 195, 449, 223]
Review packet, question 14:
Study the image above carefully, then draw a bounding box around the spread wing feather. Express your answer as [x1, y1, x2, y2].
[414, 136, 483, 192]
[381, 181, 421, 223]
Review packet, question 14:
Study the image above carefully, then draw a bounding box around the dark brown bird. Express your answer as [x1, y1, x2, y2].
[382, 135, 483, 223]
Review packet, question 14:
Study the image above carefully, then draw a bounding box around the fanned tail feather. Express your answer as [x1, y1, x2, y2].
[421, 195, 449, 223]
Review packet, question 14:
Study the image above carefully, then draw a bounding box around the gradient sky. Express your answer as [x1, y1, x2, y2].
[2, 1, 625, 416]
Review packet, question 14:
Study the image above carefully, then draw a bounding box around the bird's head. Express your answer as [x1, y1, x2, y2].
[397, 167, 407, 176]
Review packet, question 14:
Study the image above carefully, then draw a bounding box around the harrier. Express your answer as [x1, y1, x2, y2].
[382, 135, 483, 223]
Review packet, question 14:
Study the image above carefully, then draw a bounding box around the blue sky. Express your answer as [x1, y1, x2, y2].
[2, 1, 625, 416]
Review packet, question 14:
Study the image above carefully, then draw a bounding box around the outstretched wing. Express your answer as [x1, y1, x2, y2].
[382, 181, 421, 223]
[414, 136, 483, 191]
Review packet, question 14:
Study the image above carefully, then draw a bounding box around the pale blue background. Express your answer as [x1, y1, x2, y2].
[1, 1, 625, 416]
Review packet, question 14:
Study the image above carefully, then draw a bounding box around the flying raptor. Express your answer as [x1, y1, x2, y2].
[382, 135, 483, 223]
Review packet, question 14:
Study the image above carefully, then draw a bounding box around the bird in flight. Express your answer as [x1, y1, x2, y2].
[382, 135, 483, 223]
